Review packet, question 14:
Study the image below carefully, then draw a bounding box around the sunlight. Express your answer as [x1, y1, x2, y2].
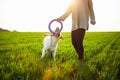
[0, 0, 120, 31]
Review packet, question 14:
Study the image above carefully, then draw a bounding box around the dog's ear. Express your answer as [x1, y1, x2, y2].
[44, 34, 48, 36]
[44, 34, 52, 37]
[60, 36, 64, 39]
[59, 34, 64, 39]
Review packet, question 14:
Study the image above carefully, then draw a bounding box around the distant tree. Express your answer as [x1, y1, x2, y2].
[0, 28, 11, 32]
[13, 30, 17, 32]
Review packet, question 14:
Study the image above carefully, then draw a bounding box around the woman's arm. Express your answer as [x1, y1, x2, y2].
[88, 0, 96, 24]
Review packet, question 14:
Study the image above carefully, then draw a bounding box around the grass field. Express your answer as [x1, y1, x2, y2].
[0, 32, 120, 80]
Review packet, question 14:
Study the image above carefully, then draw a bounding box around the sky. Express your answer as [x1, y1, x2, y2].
[0, 0, 120, 32]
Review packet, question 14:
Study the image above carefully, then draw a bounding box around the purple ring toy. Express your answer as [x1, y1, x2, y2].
[48, 19, 63, 34]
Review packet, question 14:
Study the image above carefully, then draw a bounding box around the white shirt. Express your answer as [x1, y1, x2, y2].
[59, 0, 96, 31]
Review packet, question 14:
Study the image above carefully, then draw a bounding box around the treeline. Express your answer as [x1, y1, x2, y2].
[0, 28, 17, 32]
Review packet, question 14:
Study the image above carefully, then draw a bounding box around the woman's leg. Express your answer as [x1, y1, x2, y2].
[71, 28, 85, 60]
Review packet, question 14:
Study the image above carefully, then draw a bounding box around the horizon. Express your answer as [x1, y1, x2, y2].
[0, 25, 120, 32]
[1, 27, 120, 32]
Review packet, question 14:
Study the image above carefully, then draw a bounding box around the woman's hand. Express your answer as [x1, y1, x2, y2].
[91, 21, 96, 25]
[55, 18, 64, 22]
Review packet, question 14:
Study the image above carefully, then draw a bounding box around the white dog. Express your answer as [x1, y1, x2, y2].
[41, 27, 63, 59]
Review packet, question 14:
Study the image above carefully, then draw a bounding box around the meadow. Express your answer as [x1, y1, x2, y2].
[0, 32, 120, 80]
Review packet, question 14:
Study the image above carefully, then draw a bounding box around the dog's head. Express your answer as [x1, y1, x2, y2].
[52, 27, 63, 39]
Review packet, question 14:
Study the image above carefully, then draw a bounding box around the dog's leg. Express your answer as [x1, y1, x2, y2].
[52, 50, 56, 59]
[41, 48, 46, 59]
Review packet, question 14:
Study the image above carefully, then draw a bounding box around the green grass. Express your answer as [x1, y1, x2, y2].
[0, 32, 120, 80]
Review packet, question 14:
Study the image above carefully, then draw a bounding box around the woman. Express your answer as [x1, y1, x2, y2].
[56, 0, 96, 60]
